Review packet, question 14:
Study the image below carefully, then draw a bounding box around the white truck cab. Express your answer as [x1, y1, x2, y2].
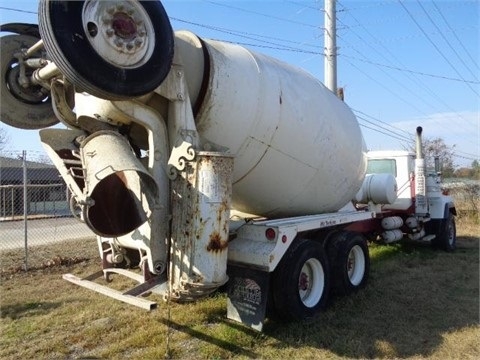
[367, 150, 415, 211]
[366, 134, 456, 253]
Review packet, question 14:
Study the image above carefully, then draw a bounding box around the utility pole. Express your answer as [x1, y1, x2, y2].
[324, 0, 337, 95]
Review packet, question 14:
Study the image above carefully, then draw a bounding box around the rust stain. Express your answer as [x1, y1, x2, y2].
[207, 231, 228, 252]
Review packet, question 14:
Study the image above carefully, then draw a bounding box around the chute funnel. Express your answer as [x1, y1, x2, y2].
[80, 130, 158, 237]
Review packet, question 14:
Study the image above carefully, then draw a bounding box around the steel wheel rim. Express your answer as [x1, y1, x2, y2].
[447, 220, 455, 246]
[82, 0, 155, 68]
[298, 258, 324, 308]
[347, 245, 365, 286]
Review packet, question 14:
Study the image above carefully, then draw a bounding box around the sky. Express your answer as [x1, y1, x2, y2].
[0, 0, 479, 167]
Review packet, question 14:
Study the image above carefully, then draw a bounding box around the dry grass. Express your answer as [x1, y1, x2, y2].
[1, 221, 478, 359]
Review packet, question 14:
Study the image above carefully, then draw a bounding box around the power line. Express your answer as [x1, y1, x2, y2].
[337, 1, 399, 12]
[453, 153, 478, 162]
[341, 54, 479, 85]
[416, 0, 478, 82]
[170, 17, 321, 53]
[352, 109, 414, 138]
[455, 149, 479, 158]
[357, 119, 411, 145]
[0, 6, 36, 15]
[432, 1, 479, 72]
[201, 0, 319, 29]
[341, 24, 478, 47]
[338, 0, 478, 138]
[285, 1, 320, 11]
[207, 38, 320, 54]
[398, 0, 479, 97]
[337, 1, 441, 114]
[341, 49, 478, 151]
[355, 115, 412, 142]
[342, 53, 441, 116]
[336, 24, 441, 118]
[356, 111, 479, 161]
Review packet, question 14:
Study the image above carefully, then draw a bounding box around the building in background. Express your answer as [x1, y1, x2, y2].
[0, 156, 68, 219]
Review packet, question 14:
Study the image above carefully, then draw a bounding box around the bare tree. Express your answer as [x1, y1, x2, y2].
[422, 137, 456, 177]
[423, 138, 455, 177]
[405, 136, 456, 177]
[0, 127, 10, 152]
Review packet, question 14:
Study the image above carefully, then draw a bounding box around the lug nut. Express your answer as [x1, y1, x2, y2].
[106, 28, 114, 37]
[101, 16, 111, 24]
[126, 42, 134, 50]
[134, 38, 143, 47]
[114, 39, 124, 48]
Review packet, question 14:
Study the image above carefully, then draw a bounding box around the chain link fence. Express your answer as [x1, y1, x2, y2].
[1, 150, 477, 273]
[1, 150, 96, 271]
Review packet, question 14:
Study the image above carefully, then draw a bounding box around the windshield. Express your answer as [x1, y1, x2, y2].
[367, 159, 397, 177]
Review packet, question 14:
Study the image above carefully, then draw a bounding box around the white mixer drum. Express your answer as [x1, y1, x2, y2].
[175, 32, 367, 217]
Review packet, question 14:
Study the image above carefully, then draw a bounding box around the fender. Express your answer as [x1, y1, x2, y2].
[0, 23, 40, 38]
[429, 195, 456, 220]
[444, 202, 457, 217]
[425, 201, 456, 237]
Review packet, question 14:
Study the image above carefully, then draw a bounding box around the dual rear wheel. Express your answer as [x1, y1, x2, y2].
[271, 232, 369, 321]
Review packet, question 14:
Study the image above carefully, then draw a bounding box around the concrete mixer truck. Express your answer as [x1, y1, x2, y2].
[0, 0, 456, 331]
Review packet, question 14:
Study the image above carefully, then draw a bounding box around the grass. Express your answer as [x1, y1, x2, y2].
[1, 218, 478, 359]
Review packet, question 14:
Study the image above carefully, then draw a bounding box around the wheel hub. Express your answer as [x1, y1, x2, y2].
[298, 258, 324, 308]
[82, 0, 155, 68]
[347, 251, 356, 277]
[6, 63, 49, 104]
[299, 272, 309, 291]
[346, 245, 365, 286]
[112, 12, 138, 40]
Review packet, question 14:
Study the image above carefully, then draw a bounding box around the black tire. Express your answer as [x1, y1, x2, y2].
[430, 213, 456, 252]
[0, 34, 58, 129]
[272, 239, 330, 321]
[328, 232, 370, 296]
[38, 0, 174, 100]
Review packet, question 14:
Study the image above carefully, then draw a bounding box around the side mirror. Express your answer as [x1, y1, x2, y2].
[434, 156, 442, 175]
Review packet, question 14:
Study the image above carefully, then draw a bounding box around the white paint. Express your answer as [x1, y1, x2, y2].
[175, 32, 367, 218]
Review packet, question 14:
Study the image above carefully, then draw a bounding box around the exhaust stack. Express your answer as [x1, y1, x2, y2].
[414, 126, 428, 215]
[415, 126, 423, 159]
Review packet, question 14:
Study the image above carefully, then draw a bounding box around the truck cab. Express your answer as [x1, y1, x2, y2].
[366, 148, 456, 252]
[366, 150, 415, 211]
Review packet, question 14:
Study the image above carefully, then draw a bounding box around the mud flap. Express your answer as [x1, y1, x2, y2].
[226, 263, 270, 332]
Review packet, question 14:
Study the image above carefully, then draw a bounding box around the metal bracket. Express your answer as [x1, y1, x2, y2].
[50, 80, 79, 129]
[167, 140, 195, 179]
[63, 270, 165, 311]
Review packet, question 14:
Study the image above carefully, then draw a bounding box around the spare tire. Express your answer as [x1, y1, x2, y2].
[0, 34, 59, 129]
[38, 0, 174, 100]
